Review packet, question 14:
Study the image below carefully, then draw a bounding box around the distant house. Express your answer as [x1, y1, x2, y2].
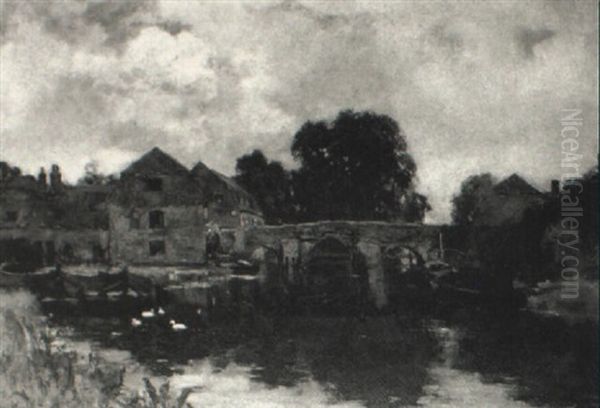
[108, 147, 263, 265]
[0, 163, 109, 267]
[0, 173, 49, 230]
[481, 174, 547, 226]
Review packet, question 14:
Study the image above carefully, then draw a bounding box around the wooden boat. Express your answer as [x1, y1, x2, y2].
[0, 266, 56, 289]
[40, 289, 149, 316]
[60, 268, 129, 297]
[229, 259, 259, 276]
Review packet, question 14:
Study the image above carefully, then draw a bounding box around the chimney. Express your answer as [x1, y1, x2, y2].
[551, 179, 560, 196]
[49, 164, 63, 192]
[38, 167, 47, 189]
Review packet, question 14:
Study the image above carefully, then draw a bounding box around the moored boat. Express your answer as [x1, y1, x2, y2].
[0, 265, 57, 288]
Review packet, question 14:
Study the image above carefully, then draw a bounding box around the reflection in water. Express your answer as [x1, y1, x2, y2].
[417, 321, 535, 408]
[41, 276, 597, 408]
[170, 360, 363, 408]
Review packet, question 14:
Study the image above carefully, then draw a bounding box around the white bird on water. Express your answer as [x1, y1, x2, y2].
[131, 318, 142, 327]
[169, 319, 187, 331]
[157, 307, 165, 315]
[141, 309, 155, 318]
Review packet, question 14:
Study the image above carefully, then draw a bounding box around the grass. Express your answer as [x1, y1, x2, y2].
[0, 290, 194, 408]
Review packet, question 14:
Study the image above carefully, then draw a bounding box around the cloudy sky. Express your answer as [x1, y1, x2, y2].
[0, 0, 597, 223]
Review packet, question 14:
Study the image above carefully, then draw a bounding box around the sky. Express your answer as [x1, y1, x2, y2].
[0, 0, 597, 223]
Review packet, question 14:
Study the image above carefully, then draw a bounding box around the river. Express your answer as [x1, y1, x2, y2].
[41, 285, 598, 408]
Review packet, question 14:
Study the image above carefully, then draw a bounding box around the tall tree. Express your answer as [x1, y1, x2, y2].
[77, 161, 115, 186]
[234, 150, 294, 224]
[0, 161, 22, 181]
[290, 110, 427, 221]
[451, 173, 497, 225]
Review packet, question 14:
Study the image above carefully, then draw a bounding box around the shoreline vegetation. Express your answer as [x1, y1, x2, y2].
[0, 290, 193, 408]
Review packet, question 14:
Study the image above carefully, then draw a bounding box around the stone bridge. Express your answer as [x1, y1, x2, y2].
[236, 221, 445, 308]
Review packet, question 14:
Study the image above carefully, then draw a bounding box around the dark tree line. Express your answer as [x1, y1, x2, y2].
[450, 166, 598, 282]
[234, 110, 431, 224]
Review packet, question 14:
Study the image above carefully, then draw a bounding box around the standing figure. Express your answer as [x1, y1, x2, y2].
[205, 227, 221, 265]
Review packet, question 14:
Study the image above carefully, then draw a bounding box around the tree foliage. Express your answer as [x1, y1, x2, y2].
[77, 161, 116, 186]
[234, 110, 430, 224]
[290, 110, 426, 221]
[0, 161, 22, 181]
[234, 150, 294, 224]
[451, 173, 497, 225]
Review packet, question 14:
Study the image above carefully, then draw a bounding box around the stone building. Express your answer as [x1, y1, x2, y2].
[0, 163, 109, 267]
[1, 148, 263, 268]
[108, 147, 263, 265]
[479, 174, 547, 226]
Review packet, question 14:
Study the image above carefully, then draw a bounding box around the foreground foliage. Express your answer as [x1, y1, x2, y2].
[0, 290, 194, 408]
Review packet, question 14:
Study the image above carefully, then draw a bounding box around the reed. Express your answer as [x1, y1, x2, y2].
[0, 290, 193, 408]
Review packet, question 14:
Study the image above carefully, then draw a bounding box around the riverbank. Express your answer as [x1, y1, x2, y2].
[524, 279, 599, 324]
[0, 289, 200, 408]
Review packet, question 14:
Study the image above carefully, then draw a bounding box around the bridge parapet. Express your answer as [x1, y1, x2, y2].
[237, 221, 447, 308]
[240, 221, 444, 260]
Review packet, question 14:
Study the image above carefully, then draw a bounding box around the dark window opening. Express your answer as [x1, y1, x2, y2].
[213, 193, 227, 214]
[61, 243, 74, 263]
[149, 240, 165, 256]
[5, 211, 18, 222]
[44, 241, 55, 265]
[145, 177, 163, 192]
[91, 242, 104, 263]
[148, 210, 165, 229]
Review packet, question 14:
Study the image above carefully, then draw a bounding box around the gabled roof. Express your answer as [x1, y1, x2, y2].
[190, 160, 261, 213]
[493, 174, 542, 196]
[121, 147, 189, 177]
[190, 161, 249, 197]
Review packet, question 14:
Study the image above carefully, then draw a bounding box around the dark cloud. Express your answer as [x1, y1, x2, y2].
[156, 20, 192, 36]
[82, 0, 157, 47]
[254, 0, 349, 30]
[0, 1, 19, 44]
[3, 0, 189, 51]
[516, 27, 556, 58]
[19, 0, 157, 50]
[431, 23, 463, 54]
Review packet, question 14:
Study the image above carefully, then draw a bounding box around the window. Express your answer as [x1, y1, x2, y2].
[148, 210, 165, 229]
[145, 177, 163, 192]
[5, 211, 18, 222]
[44, 241, 55, 265]
[149, 240, 166, 256]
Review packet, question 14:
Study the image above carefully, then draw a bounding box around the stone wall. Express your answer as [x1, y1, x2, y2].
[0, 228, 109, 265]
[239, 221, 443, 261]
[108, 204, 206, 265]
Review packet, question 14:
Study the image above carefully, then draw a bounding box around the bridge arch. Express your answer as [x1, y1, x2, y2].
[382, 245, 425, 271]
[382, 244, 430, 301]
[302, 236, 368, 302]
